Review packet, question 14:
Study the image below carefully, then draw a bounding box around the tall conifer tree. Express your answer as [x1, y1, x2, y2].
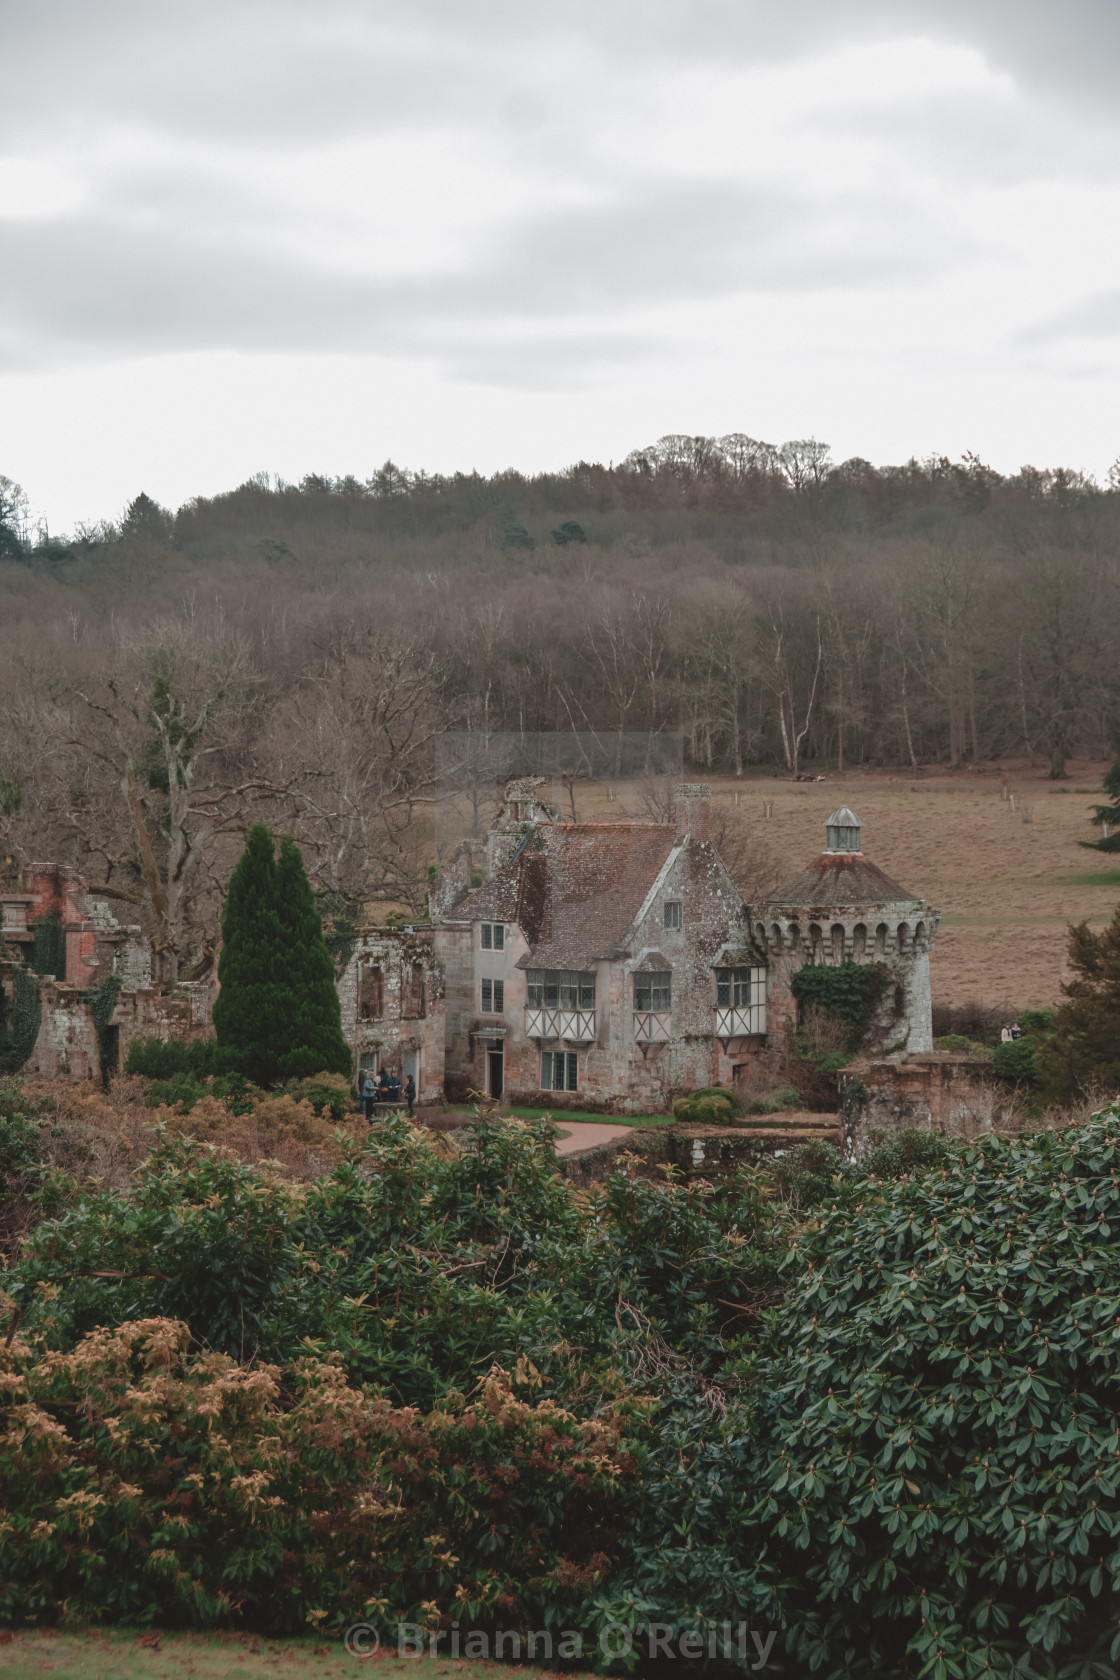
[274, 835, 351, 1080]
[1084, 756, 1120, 852]
[213, 824, 287, 1084]
[214, 825, 350, 1084]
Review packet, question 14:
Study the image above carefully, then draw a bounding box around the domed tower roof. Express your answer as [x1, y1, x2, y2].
[767, 806, 925, 908]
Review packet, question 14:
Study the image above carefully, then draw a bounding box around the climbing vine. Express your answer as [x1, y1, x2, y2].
[792, 960, 890, 1050]
[0, 969, 42, 1073]
[318, 891, 358, 975]
[30, 914, 65, 980]
[87, 974, 123, 1083]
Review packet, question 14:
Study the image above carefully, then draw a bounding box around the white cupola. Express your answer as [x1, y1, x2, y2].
[824, 806, 862, 854]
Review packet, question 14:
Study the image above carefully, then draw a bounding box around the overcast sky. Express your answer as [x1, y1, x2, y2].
[3, 0, 1120, 532]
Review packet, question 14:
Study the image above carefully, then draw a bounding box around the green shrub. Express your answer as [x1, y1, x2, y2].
[991, 1034, 1039, 1085]
[672, 1085, 741, 1124]
[811, 1049, 850, 1075]
[145, 1072, 207, 1113]
[208, 1070, 259, 1115]
[771, 1139, 844, 1208]
[933, 1032, 972, 1052]
[9, 1113, 782, 1405]
[858, 1125, 949, 1180]
[754, 1109, 1120, 1675]
[0, 1079, 44, 1192]
[747, 1085, 803, 1115]
[287, 1075, 352, 1122]
[124, 1035, 215, 1080]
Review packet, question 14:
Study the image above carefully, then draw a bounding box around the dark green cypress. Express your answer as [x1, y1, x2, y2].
[213, 824, 289, 1085]
[274, 836, 352, 1081]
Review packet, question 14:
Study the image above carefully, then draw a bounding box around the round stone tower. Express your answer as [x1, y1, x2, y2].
[751, 806, 940, 1055]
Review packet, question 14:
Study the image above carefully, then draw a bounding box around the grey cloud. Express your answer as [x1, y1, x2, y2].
[1, 0, 1116, 393]
[1016, 291, 1120, 347]
[7, 0, 1120, 149]
[441, 331, 665, 390]
[0, 176, 963, 378]
[812, 92, 1117, 190]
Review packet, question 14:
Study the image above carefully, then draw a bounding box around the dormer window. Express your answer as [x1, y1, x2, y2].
[480, 923, 505, 950]
[824, 806, 862, 854]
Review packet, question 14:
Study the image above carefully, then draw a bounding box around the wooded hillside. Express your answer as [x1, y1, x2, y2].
[1, 434, 1117, 971]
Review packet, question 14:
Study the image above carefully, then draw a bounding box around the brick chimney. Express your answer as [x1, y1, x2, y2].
[674, 783, 711, 841]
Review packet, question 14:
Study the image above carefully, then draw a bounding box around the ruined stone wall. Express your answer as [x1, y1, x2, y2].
[434, 921, 488, 1101]
[13, 976, 214, 1083]
[338, 927, 445, 1103]
[840, 1054, 1021, 1153]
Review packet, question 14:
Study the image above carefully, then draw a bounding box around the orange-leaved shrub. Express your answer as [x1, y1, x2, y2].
[0, 1317, 642, 1634]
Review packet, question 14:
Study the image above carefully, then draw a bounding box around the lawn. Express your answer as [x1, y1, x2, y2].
[0, 1629, 592, 1680]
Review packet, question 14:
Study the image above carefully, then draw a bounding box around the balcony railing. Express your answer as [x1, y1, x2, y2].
[525, 1007, 596, 1043]
[714, 1005, 765, 1038]
[633, 1010, 672, 1044]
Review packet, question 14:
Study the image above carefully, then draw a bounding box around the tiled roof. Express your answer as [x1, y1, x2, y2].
[456, 822, 678, 968]
[766, 850, 924, 909]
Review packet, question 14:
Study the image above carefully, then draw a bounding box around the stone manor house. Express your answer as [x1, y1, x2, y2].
[2, 783, 939, 1112]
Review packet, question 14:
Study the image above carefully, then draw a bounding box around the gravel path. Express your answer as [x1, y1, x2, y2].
[552, 1121, 638, 1156]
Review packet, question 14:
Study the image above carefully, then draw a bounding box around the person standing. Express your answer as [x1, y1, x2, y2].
[1000, 1024, 1013, 1044]
[404, 1074, 416, 1117]
[360, 1068, 375, 1123]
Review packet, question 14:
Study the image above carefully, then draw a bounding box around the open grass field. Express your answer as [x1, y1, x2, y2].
[714, 759, 1118, 1011]
[0, 1630, 588, 1680]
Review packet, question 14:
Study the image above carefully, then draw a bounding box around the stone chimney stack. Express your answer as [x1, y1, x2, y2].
[674, 783, 711, 842]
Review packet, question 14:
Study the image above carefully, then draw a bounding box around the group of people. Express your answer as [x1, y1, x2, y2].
[1000, 1023, 1022, 1043]
[358, 1067, 416, 1120]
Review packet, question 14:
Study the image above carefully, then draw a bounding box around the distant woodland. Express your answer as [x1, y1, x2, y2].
[1, 433, 1118, 971]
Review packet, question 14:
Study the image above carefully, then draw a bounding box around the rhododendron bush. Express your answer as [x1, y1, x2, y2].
[9, 1099, 1120, 1675]
[0, 1315, 638, 1632]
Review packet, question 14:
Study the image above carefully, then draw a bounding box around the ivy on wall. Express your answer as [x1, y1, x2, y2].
[31, 915, 66, 981]
[0, 969, 42, 1073]
[791, 960, 890, 1050]
[86, 974, 123, 1083]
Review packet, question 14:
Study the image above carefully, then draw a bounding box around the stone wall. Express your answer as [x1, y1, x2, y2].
[338, 927, 445, 1104]
[839, 1054, 1021, 1153]
[12, 974, 215, 1083]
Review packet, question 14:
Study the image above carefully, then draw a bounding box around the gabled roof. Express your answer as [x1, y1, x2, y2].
[455, 822, 679, 969]
[767, 850, 924, 909]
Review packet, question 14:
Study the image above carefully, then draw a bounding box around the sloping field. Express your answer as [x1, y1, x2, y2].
[711, 761, 1116, 1011]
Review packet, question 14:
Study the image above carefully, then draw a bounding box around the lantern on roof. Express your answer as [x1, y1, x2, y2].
[824, 806, 862, 854]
